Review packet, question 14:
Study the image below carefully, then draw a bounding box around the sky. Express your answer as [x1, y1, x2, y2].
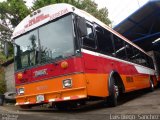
[1, 0, 150, 26]
[94, 0, 149, 26]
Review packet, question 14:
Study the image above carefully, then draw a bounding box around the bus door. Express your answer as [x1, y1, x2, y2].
[82, 22, 98, 72]
[81, 22, 102, 96]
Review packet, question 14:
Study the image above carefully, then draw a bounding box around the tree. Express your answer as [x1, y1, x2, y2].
[0, 0, 30, 58]
[0, 0, 30, 28]
[32, 0, 111, 25]
[0, 67, 6, 94]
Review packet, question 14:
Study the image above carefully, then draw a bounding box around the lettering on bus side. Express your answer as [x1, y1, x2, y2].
[126, 77, 134, 82]
[25, 14, 50, 28]
[36, 85, 48, 91]
[14, 8, 69, 38]
[34, 69, 47, 77]
[50, 8, 69, 20]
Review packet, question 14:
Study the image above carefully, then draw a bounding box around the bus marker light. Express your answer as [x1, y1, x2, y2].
[17, 73, 23, 80]
[61, 61, 68, 69]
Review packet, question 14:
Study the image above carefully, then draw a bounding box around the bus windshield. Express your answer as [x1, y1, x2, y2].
[14, 15, 75, 71]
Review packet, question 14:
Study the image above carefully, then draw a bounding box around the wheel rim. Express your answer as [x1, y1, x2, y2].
[151, 81, 154, 89]
[114, 85, 119, 97]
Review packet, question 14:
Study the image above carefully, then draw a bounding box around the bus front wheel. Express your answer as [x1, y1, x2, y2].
[20, 105, 32, 109]
[107, 77, 119, 107]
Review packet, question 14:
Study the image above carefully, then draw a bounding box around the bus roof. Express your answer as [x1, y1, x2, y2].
[12, 3, 147, 55]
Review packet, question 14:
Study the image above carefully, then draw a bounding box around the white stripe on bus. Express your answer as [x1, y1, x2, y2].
[81, 49, 155, 75]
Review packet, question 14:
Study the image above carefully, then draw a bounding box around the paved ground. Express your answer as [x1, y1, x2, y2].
[0, 89, 160, 120]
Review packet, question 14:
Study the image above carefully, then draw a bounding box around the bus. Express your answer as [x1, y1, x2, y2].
[148, 51, 160, 86]
[11, 3, 157, 109]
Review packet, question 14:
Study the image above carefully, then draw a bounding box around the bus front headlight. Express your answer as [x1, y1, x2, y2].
[18, 88, 25, 95]
[63, 79, 72, 88]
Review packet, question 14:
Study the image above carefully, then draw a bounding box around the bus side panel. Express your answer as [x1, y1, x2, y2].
[82, 53, 109, 97]
[133, 74, 150, 90]
[82, 50, 155, 97]
[119, 64, 151, 92]
[85, 73, 109, 97]
[119, 63, 150, 92]
[111, 60, 136, 92]
[132, 65, 155, 90]
[110, 58, 154, 92]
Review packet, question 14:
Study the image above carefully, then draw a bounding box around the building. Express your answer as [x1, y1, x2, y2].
[114, 0, 160, 81]
[1, 59, 15, 92]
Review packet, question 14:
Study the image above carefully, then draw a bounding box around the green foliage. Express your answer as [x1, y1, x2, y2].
[0, 51, 13, 65]
[0, 0, 30, 27]
[0, 68, 6, 94]
[0, 0, 29, 57]
[32, 0, 57, 10]
[32, 0, 111, 25]
[32, 0, 77, 10]
[8, 42, 14, 57]
[0, 52, 7, 64]
[0, 42, 13, 65]
[0, 0, 30, 43]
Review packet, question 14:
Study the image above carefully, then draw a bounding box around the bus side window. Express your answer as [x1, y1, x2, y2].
[112, 35, 126, 60]
[145, 54, 154, 69]
[148, 56, 154, 69]
[140, 52, 148, 67]
[125, 43, 135, 62]
[132, 48, 147, 66]
[82, 22, 96, 49]
[95, 24, 114, 56]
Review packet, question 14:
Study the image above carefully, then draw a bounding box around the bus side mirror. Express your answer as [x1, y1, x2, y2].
[4, 41, 8, 58]
[77, 17, 87, 38]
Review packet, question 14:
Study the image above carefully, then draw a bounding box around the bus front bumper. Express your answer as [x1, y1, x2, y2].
[15, 73, 87, 106]
[15, 87, 87, 106]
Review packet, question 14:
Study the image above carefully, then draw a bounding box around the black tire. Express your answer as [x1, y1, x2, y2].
[150, 78, 154, 92]
[108, 77, 119, 107]
[55, 102, 69, 110]
[55, 101, 81, 110]
[20, 105, 32, 109]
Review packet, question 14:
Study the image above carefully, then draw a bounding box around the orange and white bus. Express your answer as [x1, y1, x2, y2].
[12, 3, 157, 109]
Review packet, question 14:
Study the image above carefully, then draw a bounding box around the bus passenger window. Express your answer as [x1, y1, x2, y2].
[95, 24, 113, 55]
[82, 23, 96, 49]
[140, 53, 148, 67]
[87, 24, 94, 39]
[125, 43, 135, 61]
[147, 56, 154, 69]
[113, 35, 127, 60]
[132, 48, 148, 66]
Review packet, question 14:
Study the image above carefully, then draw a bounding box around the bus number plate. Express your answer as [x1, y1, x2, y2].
[36, 95, 44, 103]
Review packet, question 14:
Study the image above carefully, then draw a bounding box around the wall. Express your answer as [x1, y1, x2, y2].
[4, 63, 15, 92]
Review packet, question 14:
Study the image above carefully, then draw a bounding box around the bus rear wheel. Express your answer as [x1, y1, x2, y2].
[150, 78, 154, 92]
[107, 77, 119, 107]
